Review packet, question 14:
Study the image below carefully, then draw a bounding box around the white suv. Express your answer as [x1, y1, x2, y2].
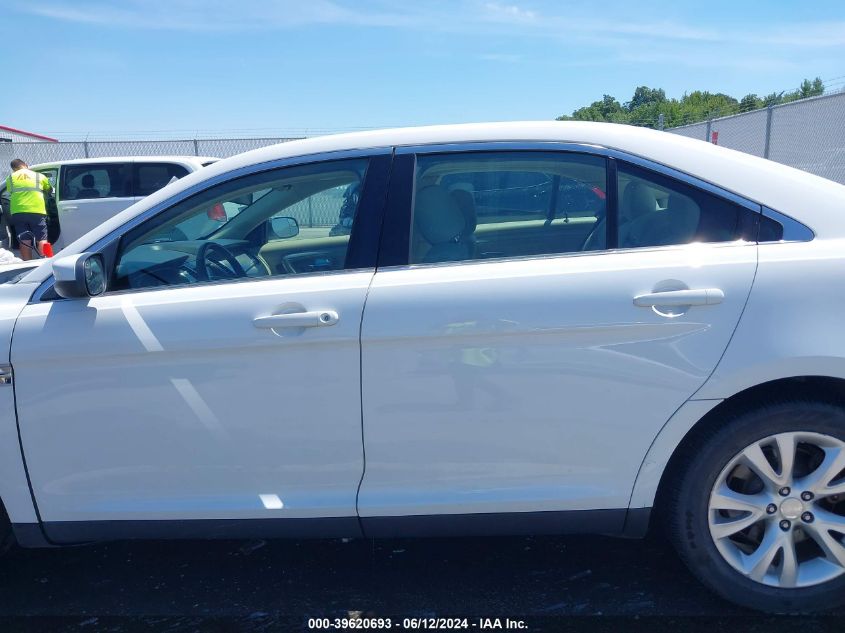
[0, 156, 217, 251]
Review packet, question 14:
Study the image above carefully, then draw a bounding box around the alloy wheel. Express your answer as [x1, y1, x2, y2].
[709, 431, 845, 588]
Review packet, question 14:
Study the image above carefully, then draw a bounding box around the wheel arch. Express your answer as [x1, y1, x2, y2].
[631, 375, 845, 531]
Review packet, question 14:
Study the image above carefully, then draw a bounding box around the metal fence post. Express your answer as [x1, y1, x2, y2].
[83, 141, 90, 158]
[657, 113, 665, 131]
[764, 105, 774, 159]
[705, 118, 712, 142]
[193, 138, 199, 156]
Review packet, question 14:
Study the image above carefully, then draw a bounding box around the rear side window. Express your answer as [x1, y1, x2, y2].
[410, 151, 607, 264]
[616, 162, 751, 248]
[134, 163, 190, 197]
[61, 164, 132, 201]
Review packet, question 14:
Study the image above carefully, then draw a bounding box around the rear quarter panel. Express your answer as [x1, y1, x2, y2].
[630, 239, 845, 509]
[695, 239, 845, 399]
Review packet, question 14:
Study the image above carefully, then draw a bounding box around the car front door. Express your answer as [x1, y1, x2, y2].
[33, 167, 60, 245]
[12, 152, 391, 542]
[357, 146, 759, 532]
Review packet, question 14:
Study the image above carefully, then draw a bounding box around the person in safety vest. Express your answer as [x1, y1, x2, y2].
[5, 159, 52, 260]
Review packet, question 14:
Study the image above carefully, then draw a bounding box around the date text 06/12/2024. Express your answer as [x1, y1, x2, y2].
[307, 617, 528, 630]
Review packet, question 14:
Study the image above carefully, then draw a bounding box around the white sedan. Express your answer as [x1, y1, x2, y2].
[1, 122, 844, 613]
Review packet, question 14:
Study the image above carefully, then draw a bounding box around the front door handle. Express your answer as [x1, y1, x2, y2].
[253, 310, 339, 329]
[633, 288, 724, 307]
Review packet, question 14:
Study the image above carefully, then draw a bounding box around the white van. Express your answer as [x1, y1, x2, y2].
[0, 156, 217, 251]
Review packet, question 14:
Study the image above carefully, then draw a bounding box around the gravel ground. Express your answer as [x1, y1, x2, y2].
[0, 533, 843, 631]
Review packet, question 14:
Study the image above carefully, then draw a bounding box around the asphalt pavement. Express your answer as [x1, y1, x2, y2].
[1, 533, 844, 631]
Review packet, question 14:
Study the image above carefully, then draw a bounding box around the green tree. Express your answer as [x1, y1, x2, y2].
[555, 76, 824, 127]
[798, 77, 825, 98]
[625, 86, 666, 112]
[762, 91, 784, 107]
[557, 94, 627, 123]
[739, 94, 761, 113]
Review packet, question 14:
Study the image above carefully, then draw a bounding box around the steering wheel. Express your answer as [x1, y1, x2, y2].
[195, 241, 246, 281]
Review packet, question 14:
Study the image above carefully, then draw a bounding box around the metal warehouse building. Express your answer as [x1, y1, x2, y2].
[0, 125, 57, 144]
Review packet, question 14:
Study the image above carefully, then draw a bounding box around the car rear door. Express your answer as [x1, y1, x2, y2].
[12, 151, 391, 542]
[357, 145, 759, 532]
[56, 162, 137, 250]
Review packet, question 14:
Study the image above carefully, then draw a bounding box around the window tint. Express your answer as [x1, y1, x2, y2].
[36, 169, 58, 190]
[616, 162, 749, 249]
[410, 152, 607, 264]
[759, 214, 785, 241]
[134, 163, 189, 197]
[112, 158, 368, 291]
[61, 164, 132, 200]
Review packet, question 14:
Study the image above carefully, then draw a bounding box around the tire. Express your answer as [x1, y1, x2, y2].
[0, 213, 10, 251]
[669, 399, 845, 613]
[0, 504, 15, 556]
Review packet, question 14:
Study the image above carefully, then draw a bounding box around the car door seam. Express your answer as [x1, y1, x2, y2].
[624, 243, 760, 515]
[355, 148, 395, 536]
[8, 307, 54, 544]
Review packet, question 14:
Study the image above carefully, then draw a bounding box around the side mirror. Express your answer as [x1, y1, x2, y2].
[269, 216, 299, 239]
[53, 253, 107, 299]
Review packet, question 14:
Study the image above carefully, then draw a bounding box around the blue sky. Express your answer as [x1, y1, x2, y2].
[3, 0, 845, 138]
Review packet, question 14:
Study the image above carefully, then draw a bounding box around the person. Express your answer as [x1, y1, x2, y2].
[5, 159, 52, 260]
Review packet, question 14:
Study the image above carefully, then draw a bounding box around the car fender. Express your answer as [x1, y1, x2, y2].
[0, 282, 44, 527]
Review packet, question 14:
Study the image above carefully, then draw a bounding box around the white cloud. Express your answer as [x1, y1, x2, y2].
[22, 0, 413, 31]
[15, 0, 845, 52]
[481, 2, 538, 23]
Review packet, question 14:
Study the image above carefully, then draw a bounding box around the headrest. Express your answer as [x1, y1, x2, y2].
[667, 193, 700, 228]
[81, 174, 95, 188]
[414, 185, 466, 245]
[450, 188, 477, 233]
[621, 182, 655, 221]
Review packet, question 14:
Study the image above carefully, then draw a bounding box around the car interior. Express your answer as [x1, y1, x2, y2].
[411, 156, 608, 264]
[112, 163, 367, 291]
[408, 156, 746, 265]
[103, 153, 751, 292]
[63, 166, 132, 201]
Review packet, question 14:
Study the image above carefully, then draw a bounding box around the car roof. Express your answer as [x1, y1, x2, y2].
[30, 156, 218, 169]
[17, 121, 845, 285]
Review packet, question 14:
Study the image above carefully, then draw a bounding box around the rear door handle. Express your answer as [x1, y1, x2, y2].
[253, 310, 339, 329]
[633, 288, 724, 307]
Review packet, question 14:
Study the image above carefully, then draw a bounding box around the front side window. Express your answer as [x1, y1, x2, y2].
[61, 163, 132, 201]
[616, 162, 750, 249]
[35, 168, 58, 190]
[134, 163, 190, 197]
[410, 152, 607, 264]
[111, 158, 368, 292]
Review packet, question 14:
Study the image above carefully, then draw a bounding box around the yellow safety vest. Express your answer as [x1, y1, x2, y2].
[6, 169, 51, 215]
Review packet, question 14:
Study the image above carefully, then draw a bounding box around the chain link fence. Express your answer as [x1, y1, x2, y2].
[0, 136, 304, 169]
[0, 136, 363, 228]
[666, 91, 845, 184]
[2, 90, 844, 200]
